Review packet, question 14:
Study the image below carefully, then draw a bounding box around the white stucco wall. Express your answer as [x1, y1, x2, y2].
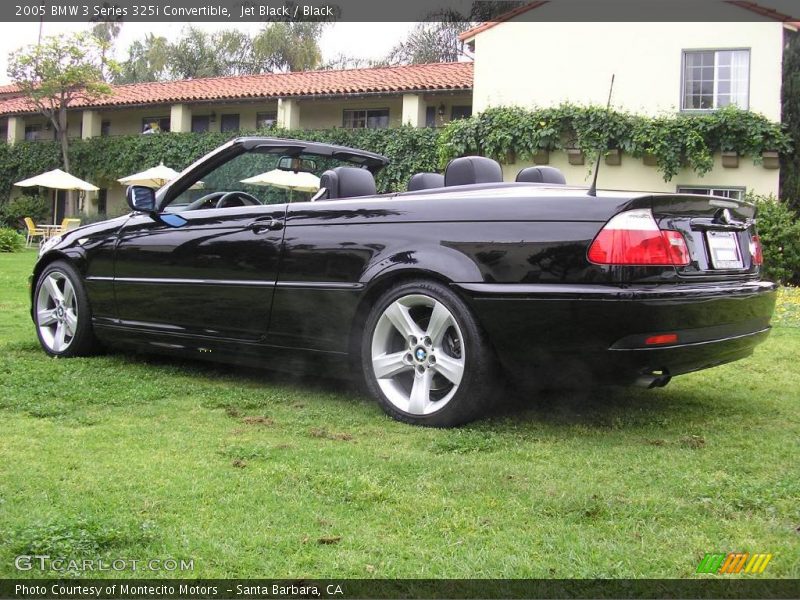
[471, 20, 784, 120]
[501, 151, 778, 197]
[469, 18, 785, 195]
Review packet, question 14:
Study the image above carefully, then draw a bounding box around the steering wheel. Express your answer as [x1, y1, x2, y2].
[183, 192, 226, 211]
[216, 191, 261, 209]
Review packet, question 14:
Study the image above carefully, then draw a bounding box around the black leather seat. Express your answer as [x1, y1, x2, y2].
[407, 172, 445, 192]
[444, 156, 503, 186]
[516, 166, 567, 185]
[318, 166, 377, 200]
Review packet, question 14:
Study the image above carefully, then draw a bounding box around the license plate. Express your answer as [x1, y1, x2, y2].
[707, 231, 743, 269]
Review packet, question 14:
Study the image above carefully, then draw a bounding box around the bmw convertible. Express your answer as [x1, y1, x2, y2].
[31, 137, 776, 426]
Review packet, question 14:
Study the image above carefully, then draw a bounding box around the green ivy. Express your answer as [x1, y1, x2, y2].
[438, 105, 791, 181]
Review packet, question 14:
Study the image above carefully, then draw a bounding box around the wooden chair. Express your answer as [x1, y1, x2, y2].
[24, 217, 46, 247]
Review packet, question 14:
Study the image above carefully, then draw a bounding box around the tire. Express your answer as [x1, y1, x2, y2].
[33, 260, 101, 357]
[360, 279, 495, 427]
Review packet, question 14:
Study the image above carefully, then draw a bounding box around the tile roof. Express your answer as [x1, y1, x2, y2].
[0, 62, 473, 117]
[459, 0, 800, 40]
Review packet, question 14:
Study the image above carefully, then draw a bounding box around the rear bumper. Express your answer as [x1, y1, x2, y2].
[455, 280, 777, 386]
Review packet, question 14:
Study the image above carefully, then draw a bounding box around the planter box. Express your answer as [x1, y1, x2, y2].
[567, 149, 584, 166]
[762, 151, 780, 170]
[643, 153, 658, 167]
[605, 149, 622, 166]
[533, 149, 550, 165]
[502, 150, 516, 165]
[721, 151, 739, 168]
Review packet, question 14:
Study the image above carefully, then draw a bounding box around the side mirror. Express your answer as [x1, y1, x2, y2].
[126, 185, 156, 212]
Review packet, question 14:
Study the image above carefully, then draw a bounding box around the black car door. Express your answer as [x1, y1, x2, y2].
[112, 204, 286, 341]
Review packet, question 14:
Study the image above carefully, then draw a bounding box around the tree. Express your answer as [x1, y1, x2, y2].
[90, 7, 123, 82]
[781, 29, 800, 210]
[384, 3, 521, 65]
[251, 22, 325, 72]
[117, 23, 326, 83]
[386, 16, 471, 65]
[116, 34, 171, 84]
[8, 32, 117, 174]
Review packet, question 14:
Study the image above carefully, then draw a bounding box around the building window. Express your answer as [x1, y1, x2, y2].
[682, 49, 749, 111]
[451, 105, 472, 120]
[101, 120, 111, 137]
[343, 108, 389, 129]
[220, 114, 240, 132]
[142, 116, 169, 133]
[24, 124, 42, 140]
[677, 185, 745, 201]
[425, 106, 437, 128]
[256, 111, 277, 129]
[191, 115, 210, 133]
[97, 189, 107, 216]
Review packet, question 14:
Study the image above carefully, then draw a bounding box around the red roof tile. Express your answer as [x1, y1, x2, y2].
[459, 0, 799, 40]
[0, 62, 473, 117]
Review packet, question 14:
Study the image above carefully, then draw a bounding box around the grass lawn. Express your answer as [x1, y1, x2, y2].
[0, 249, 798, 579]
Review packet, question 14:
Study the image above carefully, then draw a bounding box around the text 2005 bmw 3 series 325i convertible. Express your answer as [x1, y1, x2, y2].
[30, 137, 776, 426]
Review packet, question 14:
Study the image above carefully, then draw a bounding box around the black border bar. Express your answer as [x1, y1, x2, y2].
[2, 579, 800, 599]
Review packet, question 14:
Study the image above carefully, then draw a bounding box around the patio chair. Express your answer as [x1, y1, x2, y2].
[60, 218, 82, 234]
[24, 217, 46, 247]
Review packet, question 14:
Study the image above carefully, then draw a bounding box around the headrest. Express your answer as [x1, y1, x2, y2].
[444, 156, 503, 186]
[516, 166, 567, 185]
[408, 172, 445, 192]
[319, 166, 376, 200]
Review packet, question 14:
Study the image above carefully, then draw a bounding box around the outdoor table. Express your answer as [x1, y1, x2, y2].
[40, 225, 62, 240]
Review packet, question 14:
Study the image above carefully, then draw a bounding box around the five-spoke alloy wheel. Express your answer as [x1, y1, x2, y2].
[361, 280, 494, 426]
[33, 260, 100, 357]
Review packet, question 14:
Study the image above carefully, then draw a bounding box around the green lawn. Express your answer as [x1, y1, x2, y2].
[0, 250, 798, 579]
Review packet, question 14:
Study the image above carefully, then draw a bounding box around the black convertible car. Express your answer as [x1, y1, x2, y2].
[31, 137, 776, 426]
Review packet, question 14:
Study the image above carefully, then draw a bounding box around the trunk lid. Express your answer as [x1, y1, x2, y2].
[631, 193, 760, 281]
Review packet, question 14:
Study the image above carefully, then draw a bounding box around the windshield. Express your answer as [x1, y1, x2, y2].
[165, 147, 371, 212]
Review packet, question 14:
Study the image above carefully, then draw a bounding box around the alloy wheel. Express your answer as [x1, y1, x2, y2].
[370, 294, 465, 415]
[36, 271, 78, 353]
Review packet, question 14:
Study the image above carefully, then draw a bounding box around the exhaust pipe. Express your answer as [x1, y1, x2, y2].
[635, 368, 672, 389]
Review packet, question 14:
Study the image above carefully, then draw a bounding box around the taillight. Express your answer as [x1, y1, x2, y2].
[588, 209, 690, 267]
[750, 235, 763, 266]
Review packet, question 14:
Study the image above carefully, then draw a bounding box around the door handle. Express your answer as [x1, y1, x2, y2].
[248, 217, 284, 233]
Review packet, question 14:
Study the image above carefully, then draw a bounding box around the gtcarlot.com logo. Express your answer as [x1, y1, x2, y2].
[15, 555, 194, 573]
[696, 552, 773, 574]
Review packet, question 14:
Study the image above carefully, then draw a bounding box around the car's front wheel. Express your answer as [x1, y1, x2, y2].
[361, 280, 495, 427]
[34, 260, 101, 357]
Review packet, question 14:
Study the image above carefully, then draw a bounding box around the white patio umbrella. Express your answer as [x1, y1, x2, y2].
[15, 168, 99, 192]
[117, 162, 181, 188]
[15, 169, 99, 224]
[241, 169, 320, 192]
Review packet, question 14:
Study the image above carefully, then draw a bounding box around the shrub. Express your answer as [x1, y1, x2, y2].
[0, 227, 25, 252]
[750, 193, 800, 285]
[1, 194, 49, 229]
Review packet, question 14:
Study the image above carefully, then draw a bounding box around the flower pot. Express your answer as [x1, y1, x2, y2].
[567, 149, 584, 166]
[604, 149, 622, 166]
[502, 150, 516, 165]
[721, 151, 739, 169]
[762, 151, 780, 170]
[643, 153, 658, 167]
[533, 149, 549, 165]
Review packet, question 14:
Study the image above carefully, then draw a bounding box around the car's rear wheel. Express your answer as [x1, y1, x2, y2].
[361, 280, 495, 427]
[34, 260, 101, 357]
